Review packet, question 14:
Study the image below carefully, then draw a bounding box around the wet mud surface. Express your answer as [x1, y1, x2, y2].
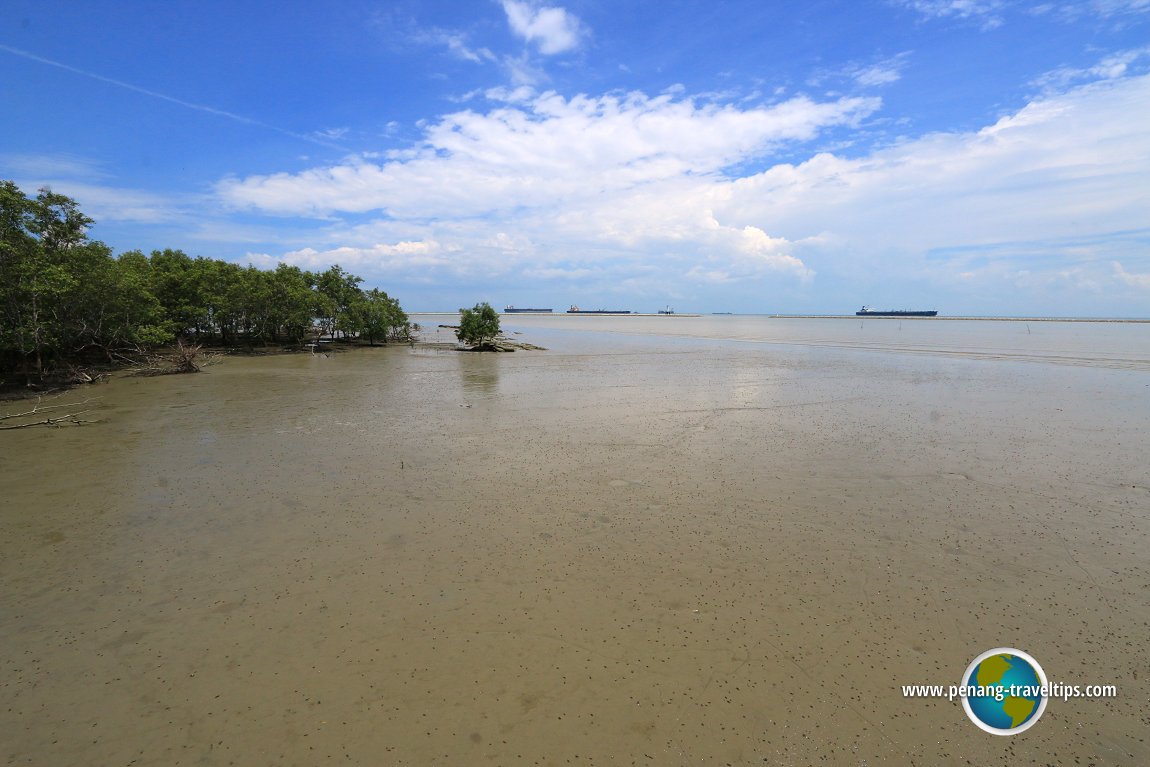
[2, 319, 1148, 765]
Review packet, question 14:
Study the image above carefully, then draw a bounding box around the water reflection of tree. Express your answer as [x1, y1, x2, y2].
[461, 358, 500, 396]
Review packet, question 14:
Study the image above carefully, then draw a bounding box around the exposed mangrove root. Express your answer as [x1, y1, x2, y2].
[130, 339, 219, 376]
[461, 339, 548, 352]
[437, 326, 546, 352]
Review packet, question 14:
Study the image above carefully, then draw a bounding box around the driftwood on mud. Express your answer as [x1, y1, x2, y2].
[65, 367, 109, 386]
[129, 339, 218, 376]
[0, 396, 101, 430]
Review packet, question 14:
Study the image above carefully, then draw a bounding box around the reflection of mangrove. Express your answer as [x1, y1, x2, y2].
[462, 366, 499, 395]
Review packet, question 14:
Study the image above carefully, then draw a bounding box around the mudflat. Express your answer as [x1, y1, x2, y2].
[2, 319, 1148, 765]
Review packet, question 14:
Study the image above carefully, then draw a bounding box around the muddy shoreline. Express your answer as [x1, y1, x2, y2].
[2, 328, 1147, 765]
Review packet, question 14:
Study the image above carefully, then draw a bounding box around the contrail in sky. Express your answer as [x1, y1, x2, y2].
[0, 43, 346, 151]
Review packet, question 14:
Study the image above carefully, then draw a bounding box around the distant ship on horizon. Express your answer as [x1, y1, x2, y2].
[504, 306, 553, 313]
[856, 305, 938, 317]
[567, 305, 632, 314]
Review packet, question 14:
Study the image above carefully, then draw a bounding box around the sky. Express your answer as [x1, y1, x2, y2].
[2, 1, 1149, 316]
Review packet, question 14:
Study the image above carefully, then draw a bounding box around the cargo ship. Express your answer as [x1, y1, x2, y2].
[567, 305, 631, 314]
[856, 306, 938, 317]
[504, 306, 553, 313]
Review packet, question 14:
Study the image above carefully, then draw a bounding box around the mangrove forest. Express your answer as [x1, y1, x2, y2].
[0, 180, 411, 387]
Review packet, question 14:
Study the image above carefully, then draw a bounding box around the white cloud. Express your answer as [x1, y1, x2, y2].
[733, 225, 815, 280]
[685, 267, 735, 284]
[0, 153, 108, 180]
[852, 59, 908, 87]
[915, 0, 1150, 25]
[501, 1, 584, 55]
[413, 28, 497, 64]
[4, 178, 188, 225]
[1098, 0, 1150, 13]
[704, 70, 1150, 310]
[63, 184, 189, 224]
[812, 54, 911, 88]
[216, 87, 880, 286]
[681, 225, 814, 283]
[253, 240, 450, 273]
[444, 33, 496, 63]
[522, 266, 596, 280]
[893, 0, 1008, 27]
[501, 53, 548, 86]
[1113, 261, 1150, 288]
[717, 73, 1150, 252]
[219, 89, 878, 219]
[1033, 47, 1150, 90]
[216, 62, 1150, 312]
[313, 127, 350, 141]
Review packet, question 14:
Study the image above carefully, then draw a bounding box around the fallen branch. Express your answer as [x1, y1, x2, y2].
[0, 396, 101, 429]
[65, 366, 109, 385]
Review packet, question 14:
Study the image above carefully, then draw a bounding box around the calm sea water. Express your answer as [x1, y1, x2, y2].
[418, 313, 1150, 371]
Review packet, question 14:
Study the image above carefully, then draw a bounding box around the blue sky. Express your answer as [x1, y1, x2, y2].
[2, 1, 1149, 315]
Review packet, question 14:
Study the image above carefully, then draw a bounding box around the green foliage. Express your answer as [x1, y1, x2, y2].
[267, 264, 317, 342]
[1, 182, 95, 377]
[0, 180, 412, 382]
[67, 245, 173, 356]
[456, 302, 501, 347]
[316, 264, 364, 340]
[350, 288, 411, 345]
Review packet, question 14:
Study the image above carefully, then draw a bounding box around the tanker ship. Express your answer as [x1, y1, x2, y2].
[856, 306, 938, 317]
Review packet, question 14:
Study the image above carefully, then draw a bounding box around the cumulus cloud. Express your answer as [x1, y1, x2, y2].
[251, 240, 449, 273]
[717, 73, 1150, 253]
[216, 87, 883, 286]
[501, 1, 584, 54]
[733, 226, 815, 280]
[219, 89, 878, 218]
[215, 60, 1150, 311]
[683, 225, 814, 283]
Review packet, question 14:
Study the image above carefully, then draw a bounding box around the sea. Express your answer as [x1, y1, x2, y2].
[422, 312, 1150, 371]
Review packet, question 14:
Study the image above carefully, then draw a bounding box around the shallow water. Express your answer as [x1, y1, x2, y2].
[2, 319, 1148, 765]
[492, 313, 1150, 370]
